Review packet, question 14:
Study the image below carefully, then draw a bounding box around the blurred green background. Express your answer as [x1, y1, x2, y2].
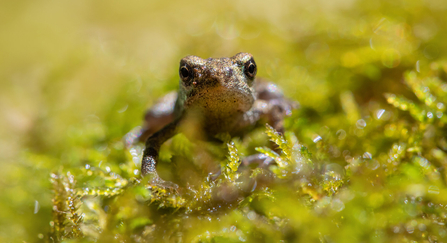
[1, 0, 447, 242]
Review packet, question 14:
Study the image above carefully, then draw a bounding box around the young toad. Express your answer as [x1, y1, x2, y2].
[132, 53, 295, 187]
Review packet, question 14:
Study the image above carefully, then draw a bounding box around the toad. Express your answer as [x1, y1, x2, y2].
[131, 53, 296, 187]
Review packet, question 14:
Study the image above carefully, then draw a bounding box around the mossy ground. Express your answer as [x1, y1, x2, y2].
[1, 0, 447, 242]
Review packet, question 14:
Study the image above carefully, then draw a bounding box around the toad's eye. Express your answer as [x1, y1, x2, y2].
[179, 64, 193, 84]
[180, 67, 189, 78]
[244, 58, 257, 78]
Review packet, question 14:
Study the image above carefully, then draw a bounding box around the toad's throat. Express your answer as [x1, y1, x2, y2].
[184, 86, 254, 121]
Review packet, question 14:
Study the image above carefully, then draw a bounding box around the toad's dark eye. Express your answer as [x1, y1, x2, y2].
[180, 67, 189, 78]
[244, 58, 257, 78]
[179, 64, 193, 84]
[248, 63, 255, 74]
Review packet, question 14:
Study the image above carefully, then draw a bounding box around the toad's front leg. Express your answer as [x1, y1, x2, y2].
[141, 117, 182, 187]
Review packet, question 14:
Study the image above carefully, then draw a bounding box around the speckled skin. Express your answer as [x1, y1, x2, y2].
[138, 53, 295, 186]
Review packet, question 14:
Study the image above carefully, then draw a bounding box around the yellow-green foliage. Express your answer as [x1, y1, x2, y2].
[2, 0, 447, 242]
[224, 142, 241, 182]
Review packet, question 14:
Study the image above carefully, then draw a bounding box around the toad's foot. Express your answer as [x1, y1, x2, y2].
[242, 153, 275, 168]
[145, 172, 179, 193]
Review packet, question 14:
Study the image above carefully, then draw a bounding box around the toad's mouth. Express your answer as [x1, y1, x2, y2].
[184, 85, 255, 116]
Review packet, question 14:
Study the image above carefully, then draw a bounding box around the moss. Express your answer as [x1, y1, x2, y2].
[2, 0, 447, 242]
[43, 66, 447, 241]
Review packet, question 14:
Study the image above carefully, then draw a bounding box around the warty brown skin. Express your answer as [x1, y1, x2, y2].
[136, 53, 295, 187]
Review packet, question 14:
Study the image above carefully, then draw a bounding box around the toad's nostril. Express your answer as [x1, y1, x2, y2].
[227, 68, 233, 78]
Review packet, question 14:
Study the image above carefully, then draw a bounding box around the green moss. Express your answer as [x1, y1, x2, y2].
[2, 0, 447, 242]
